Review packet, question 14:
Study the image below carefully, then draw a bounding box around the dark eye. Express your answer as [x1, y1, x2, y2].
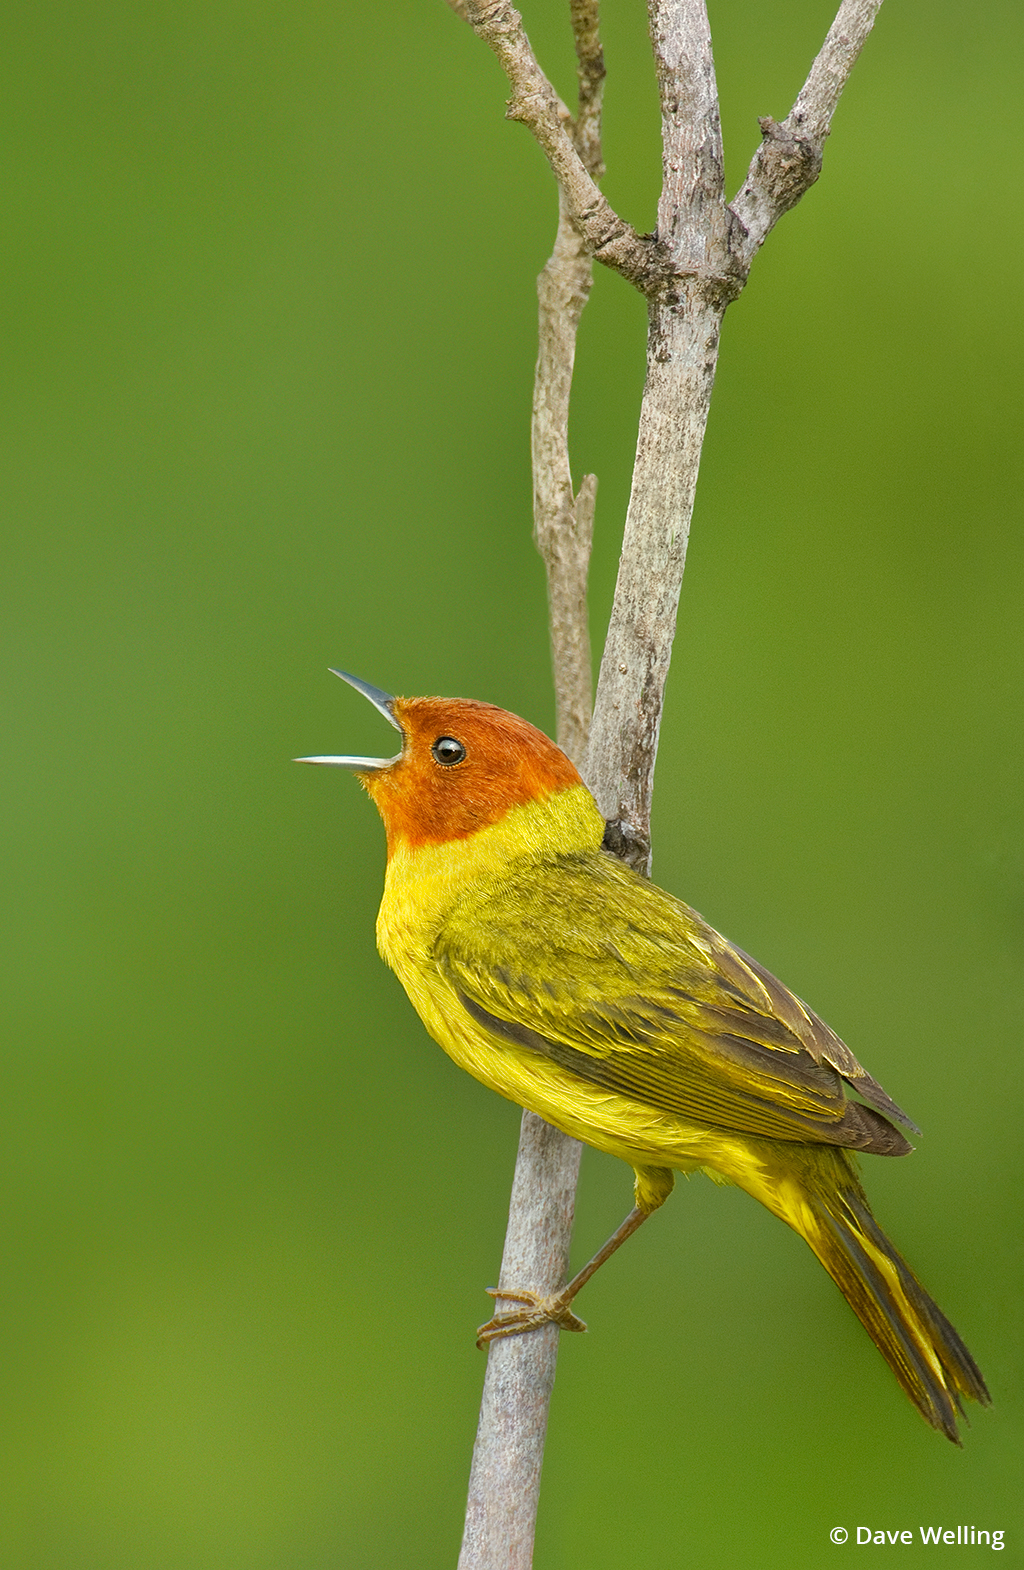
[431, 736, 466, 767]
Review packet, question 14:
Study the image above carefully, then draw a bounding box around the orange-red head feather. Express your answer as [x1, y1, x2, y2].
[360, 697, 581, 852]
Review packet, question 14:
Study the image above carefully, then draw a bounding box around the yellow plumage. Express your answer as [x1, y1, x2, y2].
[380, 785, 895, 1187]
[303, 677, 989, 1442]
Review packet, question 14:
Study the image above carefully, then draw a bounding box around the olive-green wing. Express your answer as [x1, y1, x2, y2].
[435, 851, 916, 1155]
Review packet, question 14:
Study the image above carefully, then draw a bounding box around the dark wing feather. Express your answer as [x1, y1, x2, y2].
[435, 850, 915, 1156]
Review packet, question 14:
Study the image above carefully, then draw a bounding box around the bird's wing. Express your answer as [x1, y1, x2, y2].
[435, 851, 916, 1154]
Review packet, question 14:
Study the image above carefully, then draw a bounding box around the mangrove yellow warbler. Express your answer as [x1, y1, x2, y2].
[299, 671, 989, 1442]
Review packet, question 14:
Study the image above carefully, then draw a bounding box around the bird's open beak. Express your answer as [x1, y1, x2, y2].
[295, 669, 403, 772]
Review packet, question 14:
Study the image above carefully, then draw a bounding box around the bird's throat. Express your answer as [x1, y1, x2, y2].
[375, 782, 605, 973]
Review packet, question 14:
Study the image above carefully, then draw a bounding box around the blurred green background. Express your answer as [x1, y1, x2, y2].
[2, 0, 1021, 1565]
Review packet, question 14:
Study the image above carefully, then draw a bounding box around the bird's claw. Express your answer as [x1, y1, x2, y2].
[475, 1286, 588, 1347]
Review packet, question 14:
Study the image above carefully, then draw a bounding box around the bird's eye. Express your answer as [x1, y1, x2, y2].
[431, 736, 467, 767]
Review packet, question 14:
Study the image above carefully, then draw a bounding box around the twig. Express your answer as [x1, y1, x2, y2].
[460, 0, 661, 291]
[728, 0, 884, 268]
[569, 0, 605, 178]
[532, 206, 597, 762]
[532, 0, 603, 760]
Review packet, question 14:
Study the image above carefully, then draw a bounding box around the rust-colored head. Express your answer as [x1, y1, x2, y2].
[297, 672, 582, 852]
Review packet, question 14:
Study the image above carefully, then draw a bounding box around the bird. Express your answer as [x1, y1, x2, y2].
[298, 669, 989, 1442]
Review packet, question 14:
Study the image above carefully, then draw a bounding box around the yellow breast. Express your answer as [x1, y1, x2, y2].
[375, 782, 603, 973]
[373, 783, 755, 1181]
[377, 784, 619, 1126]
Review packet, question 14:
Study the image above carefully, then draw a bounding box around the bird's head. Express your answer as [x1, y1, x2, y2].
[297, 670, 585, 852]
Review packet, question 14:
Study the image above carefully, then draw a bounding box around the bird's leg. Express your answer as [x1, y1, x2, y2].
[476, 1165, 675, 1347]
[475, 1206, 651, 1347]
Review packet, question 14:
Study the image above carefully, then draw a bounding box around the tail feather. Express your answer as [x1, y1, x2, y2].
[803, 1167, 990, 1443]
[735, 1145, 990, 1442]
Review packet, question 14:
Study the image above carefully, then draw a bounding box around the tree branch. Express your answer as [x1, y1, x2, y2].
[569, 0, 606, 178]
[460, 0, 662, 290]
[459, 1115, 582, 1569]
[649, 0, 728, 272]
[532, 202, 597, 762]
[727, 0, 884, 268]
[584, 0, 736, 871]
[585, 279, 724, 872]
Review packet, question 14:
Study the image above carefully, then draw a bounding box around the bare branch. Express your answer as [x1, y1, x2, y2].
[549, 467, 596, 760]
[585, 282, 723, 871]
[532, 201, 596, 765]
[789, 0, 884, 140]
[648, 0, 729, 272]
[569, 0, 605, 177]
[461, 0, 660, 289]
[728, 0, 884, 268]
[459, 1116, 582, 1570]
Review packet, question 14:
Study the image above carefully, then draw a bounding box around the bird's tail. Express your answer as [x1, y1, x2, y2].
[739, 1145, 990, 1442]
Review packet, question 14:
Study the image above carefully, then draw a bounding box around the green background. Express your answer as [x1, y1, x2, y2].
[2, 1, 1021, 1565]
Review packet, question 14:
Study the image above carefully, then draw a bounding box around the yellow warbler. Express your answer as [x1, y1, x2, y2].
[299, 671, 989, 1442]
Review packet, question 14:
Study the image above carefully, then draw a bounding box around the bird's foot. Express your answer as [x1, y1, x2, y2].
[475, 1287, 588, 1348]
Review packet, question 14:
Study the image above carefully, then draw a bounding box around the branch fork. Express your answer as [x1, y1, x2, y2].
[460, 0, 880, 298]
